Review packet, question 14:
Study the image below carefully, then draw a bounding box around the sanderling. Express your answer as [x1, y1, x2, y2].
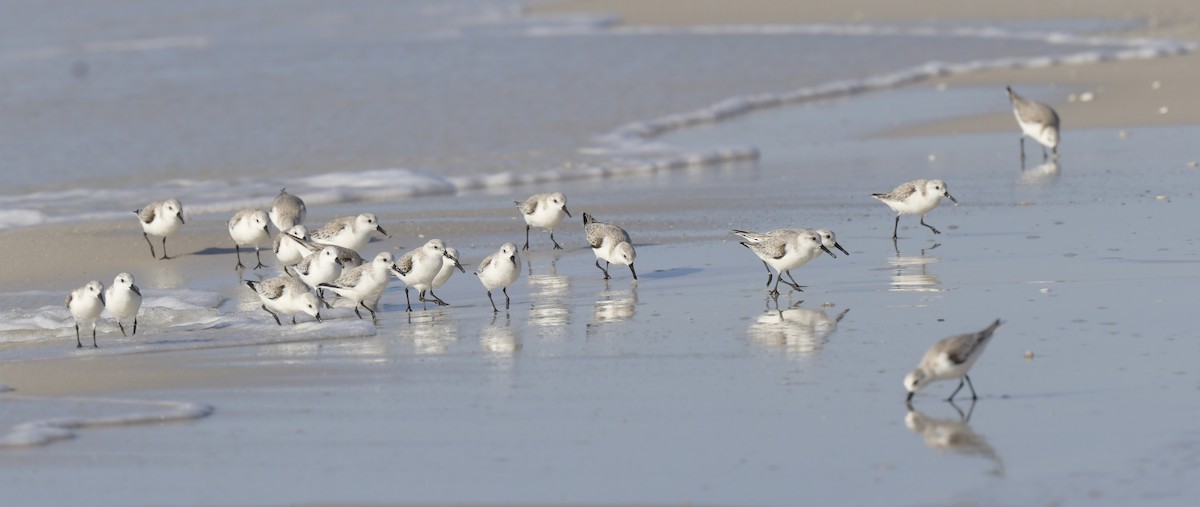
[905, 319, 1003, 402]
[320, 252, 399, 324]
[394, 239, 464, 311]
[66, 280, 105, 348]
[516, 192, 571, 250]
[310, 213, 389, 252]
[1006, 86, 1060, 163]
[476, 242, 521, 312]
[274, 225, 311, 271]
[228, 208, 271, 270]
[269, 188, 306, 231]
[872, 179, 958, 239]
[294, 245, 344, 298]
[246, 275, 322, 325]
[732, 229, 833, 296]
[103, 273, 142, 337]
[814, 229, 850, 256]
[432, 247, 461, 290]
[135, 198, 184, 260]
[582, 213, 637, 280]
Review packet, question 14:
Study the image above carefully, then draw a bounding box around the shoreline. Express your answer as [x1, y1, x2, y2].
[529, 0, 1200, 137]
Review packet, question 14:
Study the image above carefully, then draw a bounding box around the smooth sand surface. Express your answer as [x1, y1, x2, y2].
[5, 1, 1200, 505]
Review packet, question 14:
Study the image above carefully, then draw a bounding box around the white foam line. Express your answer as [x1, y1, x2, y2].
[0, 395, 214, 448]
[1, 35, 210, 62]
[581, 24, 1197, 157]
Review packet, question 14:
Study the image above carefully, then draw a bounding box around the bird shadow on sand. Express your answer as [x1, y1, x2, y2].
[192, 247, 238, 256]
[638, 267, 701, 280]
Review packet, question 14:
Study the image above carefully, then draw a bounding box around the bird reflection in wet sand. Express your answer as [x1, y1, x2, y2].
[404, 309, 459, 355]
[527, 260, 570, 339]
[1017, 160, 1061, 187]
[588, 281, 638, 331]
[888, 242, 942, 293]
[905, 400, 1004, 477]
[481, 314, 521, 358]
[747, 302, 849, 360]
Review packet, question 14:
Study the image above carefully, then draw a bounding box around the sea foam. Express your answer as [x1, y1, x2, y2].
[0, 22, 1192, 232]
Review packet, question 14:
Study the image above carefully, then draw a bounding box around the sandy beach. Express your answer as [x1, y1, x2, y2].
[3, 0, 1200, 505]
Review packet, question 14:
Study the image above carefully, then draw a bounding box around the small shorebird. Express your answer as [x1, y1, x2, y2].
[732, 229, 834, 296]
[583, 213, 636, 280]
[1006, 86, 1060, 163]
[310, 213, 389, 252]
[394, 239, 464, 311]
[516, 192, 571, 250]
[294, 245, 344, 296]
[135, 198, 184, 260]
[476, 242, 521, 312]
[228, 208, 271, 270]
[268, 188, 306, 232]
[320, 252, 400, 324]
[872, 179, 958, 239]
[814, 229, 850, 257]
[274, 225, 311, 272]
[905, 319, 1003, 402]
[104, 273, 142, 337]
[67, 280, 105, 348]
[246, 275, 322, 325]
[432, 247, 461, 291]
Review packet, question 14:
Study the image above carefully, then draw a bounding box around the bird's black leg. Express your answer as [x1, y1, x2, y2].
[784, 271, 806, 291]
[118, 321, 128, 337]
[920, 217, 941, 235]
[364, 303, 378, 325]
[235, 245, 245, 270]
[965, 375, 978, 400]
[769, 273, 782, 298]
[892, 215, 901, 240]
[946, 379, 966, 401]
[550, 231, 563, 250]
[503, 287, 510, 310]
[487, 290, 499, 313]
[132, 317, 138, 336]
[1019, 136, 1026, 167]
[75, 323, 83, 348]
[143, 233, 156, 259]
[404, 287, 413, 312]
[353, 306, 363, 320]
[263, 304, 282, 326]
[523, 225, 531, 251]
[92, 323, 98, 348]
[254, 249, 266, 270]
[595, 259, 610, 279]
[760, 260, 773, 287]
[160, 238, 170, 260]
[427, 289, 449, 306]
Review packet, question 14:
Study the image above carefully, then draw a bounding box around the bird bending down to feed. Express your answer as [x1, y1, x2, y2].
[1006, 86, 1060, 163]
[905, 319, 1003, 402]
[583, 213, 636, 280]
[246, 275, 322, 325]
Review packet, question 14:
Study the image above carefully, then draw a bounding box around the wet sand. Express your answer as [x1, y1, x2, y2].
[4, 1, 1200, 505]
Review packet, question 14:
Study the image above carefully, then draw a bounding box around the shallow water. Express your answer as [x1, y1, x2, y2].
[3, 1, 1200, 505]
